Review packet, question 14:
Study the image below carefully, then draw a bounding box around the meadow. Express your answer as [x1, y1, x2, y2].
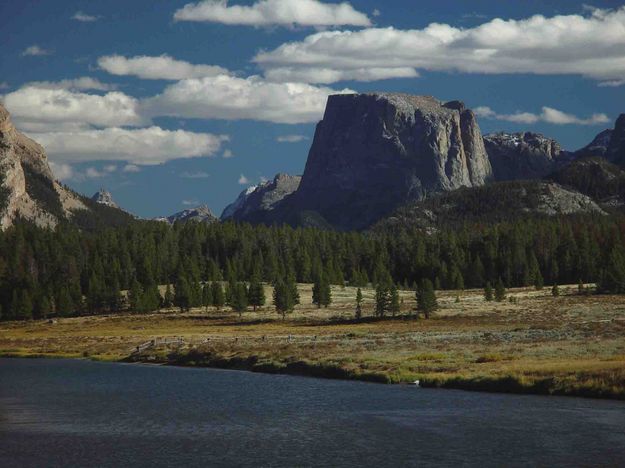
[1, 283, 624, 399]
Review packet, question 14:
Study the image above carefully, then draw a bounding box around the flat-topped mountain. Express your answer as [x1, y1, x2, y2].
[281, 93, 492, 230]
[484, 132, 567, 181]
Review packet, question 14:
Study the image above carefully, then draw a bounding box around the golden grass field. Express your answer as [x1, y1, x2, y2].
[1, 283, 624, 399]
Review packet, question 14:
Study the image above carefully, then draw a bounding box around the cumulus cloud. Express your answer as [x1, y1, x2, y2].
[72, 11, 100, 22]
[123, 164, 141, 173]
[173, 0, 371, 28]
[222, 149, 234, 158]
[98, 54, 229, 80]
[276, 134, 308, 143]
[238, 174, 249, 184]
[143, 75, 352, 124]
[254, 6, 625, 84]
[22, 45, 51, 56]
[49, 161, 74, 181]
[2, 87, 145, 131]
[30, 127, 228, 165]
[475, 106, 610, 125]
[180, 170, 210, 178]
[264, 66, 418, 84]
[598, 79, 625, 87]
[23, 77, 116, 91]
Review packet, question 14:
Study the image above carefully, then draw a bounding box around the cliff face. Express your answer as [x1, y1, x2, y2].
[0, 104, 89, 229]
[290, 93, 492, 230]
[607, 114, 625, 166]
[221, 173, 301, 223]
[484, 132, 565, 181]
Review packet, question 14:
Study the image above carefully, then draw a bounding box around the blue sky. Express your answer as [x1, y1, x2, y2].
[1, 0, 624, 218]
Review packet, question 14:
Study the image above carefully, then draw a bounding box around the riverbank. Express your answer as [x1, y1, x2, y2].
[1, 283, 624, 399]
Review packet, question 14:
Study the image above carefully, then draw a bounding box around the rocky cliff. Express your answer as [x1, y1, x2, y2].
[285, 93, 492, 230]
[91, 188, 119, 209]
[166, 205, 218, 224]
[484, 132, 567, 181]
[0, 103, 88, 229]
[575, 129, 613, 158]
[221, 173, 301, 223]
[607, 114, 625, 166]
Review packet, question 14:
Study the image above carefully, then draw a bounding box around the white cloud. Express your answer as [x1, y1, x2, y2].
[72, 11, 100, 22]
[30, 127, 228, 165]
[173, 0, 371, 28]
[598, 79, 625, 87]
[103, 164, 117, 173]
[85, 167, 106, 178]
[264, 66, 418, 84]
[98, 54, 229, 80]
[372, 9, 380, 17]
[123, 164, 141, 173]
[222, 149, 234, 158]
[22, 45, 51, 57]
[143, 74, 353, 124]
[475, 106, 610, 126]
[255, 6, 625, 84]
[23, 77, 116, 91]
[238, 174, 249, 184]
[276, 134, 308, 143]
[3, 87, 145, 131]
[182, 199, 199, 206]
[180, 170, 210, 178]
[49, 161, 74, 180]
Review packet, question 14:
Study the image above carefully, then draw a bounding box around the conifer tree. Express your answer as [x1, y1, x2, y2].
[416, 279, 437, 319]
[273, 280, 296, 319]
[128, 279, 143, 312]
[355, 287, 363, 320]
[533, 270, 544, 291]
[202, 282, 213, 311]
[232, 282, 249, 316]
[374, 282, 389, 318]
[247, 277, 265, 311]
[389, 284, 400, 317]
[598, 245, 625, 294]
[211, 282, 225, 310]
[551, 283, 560, 297]
[494, 278, 506, 302]
[174, 275, 191, 312]
[163, 284, 174, 308]
[484, 282, 493, 302]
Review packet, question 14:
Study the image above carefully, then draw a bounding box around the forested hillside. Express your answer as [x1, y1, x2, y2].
[1, 214, 624, 320]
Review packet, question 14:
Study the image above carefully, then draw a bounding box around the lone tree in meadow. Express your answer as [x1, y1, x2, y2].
[355, 287, 363, 319]
[312, 275, 332, 308]
[494, 278, 506, 302]
[416, 278, 437, 319]
[247, 276, 265, 311]
[484, 282, 493, 301]
[389, 284, 400, 317]
[273, 278, 298, 319]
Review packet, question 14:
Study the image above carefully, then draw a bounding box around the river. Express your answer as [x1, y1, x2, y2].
[0, 358, 623, 467]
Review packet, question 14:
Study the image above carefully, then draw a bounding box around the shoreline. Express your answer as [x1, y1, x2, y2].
[4, 349, 622, 401]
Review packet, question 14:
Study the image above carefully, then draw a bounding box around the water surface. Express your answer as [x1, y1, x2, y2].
[0, 358, 623, 467]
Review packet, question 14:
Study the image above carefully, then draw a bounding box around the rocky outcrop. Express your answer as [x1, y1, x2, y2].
[0, 103, 88, 229]
[221, 173, 301, 223]
[376, 180, 605, 230]
[283, 93, 492, 230]
[484, 132, 567, 181]
[166, 205, 218, 224]
[575, 129, 613, 158]
[607, 114, 625, 166]
[91, 189, 119, 209]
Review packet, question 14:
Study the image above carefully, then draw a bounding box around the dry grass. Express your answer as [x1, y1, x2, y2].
[1, 283, 624, 398]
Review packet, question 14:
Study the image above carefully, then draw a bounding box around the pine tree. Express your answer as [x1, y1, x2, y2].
[312, 276, 323, 308]
[551, 283, 560, 297]
[128, 279, 143, 312]
[598, 245, 625, 294]
[355, 287, 363, 320]
[273, 280, 296, 319]
[174, 275, 191, 312]
[494, 278, 506, 302]
[247, 277, 265, 311]
[232, 282, 249, 316]
[389, 284, 400, 317]
[416, 279, 437, 319]
[374, 282, 389, 318]
[163, 284, 174, 308]
[202, 282, 213, 311]
[211, 282, 225, 310]
[484, 282, 493, 301]
[533, 270, 544, 291]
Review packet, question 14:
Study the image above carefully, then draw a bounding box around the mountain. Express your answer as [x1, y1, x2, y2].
[91, 188, 119, 208]
[273, 93, 492, 230]
[484, 132, 569, 181]
[220, 173, 301, 223]
[548, 156, 625, 210]
[607, 114, 625, 166]
[0, 103, 133, 230]
[575, 129, 613, 158]
[376, 180, 605, 230]
[166, 205, 218, 224]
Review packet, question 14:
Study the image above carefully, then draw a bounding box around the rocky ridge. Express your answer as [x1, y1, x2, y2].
[166, 205, 218, 224]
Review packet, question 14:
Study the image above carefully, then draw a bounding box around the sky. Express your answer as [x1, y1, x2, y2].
[1, 0, 624, 218]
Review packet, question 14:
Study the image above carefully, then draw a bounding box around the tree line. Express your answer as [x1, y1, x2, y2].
[0, 213, 624, 320]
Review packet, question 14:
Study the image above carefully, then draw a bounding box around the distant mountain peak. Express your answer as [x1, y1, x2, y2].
[165, 204, 218, 224]
[91, 188, 118, 208]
